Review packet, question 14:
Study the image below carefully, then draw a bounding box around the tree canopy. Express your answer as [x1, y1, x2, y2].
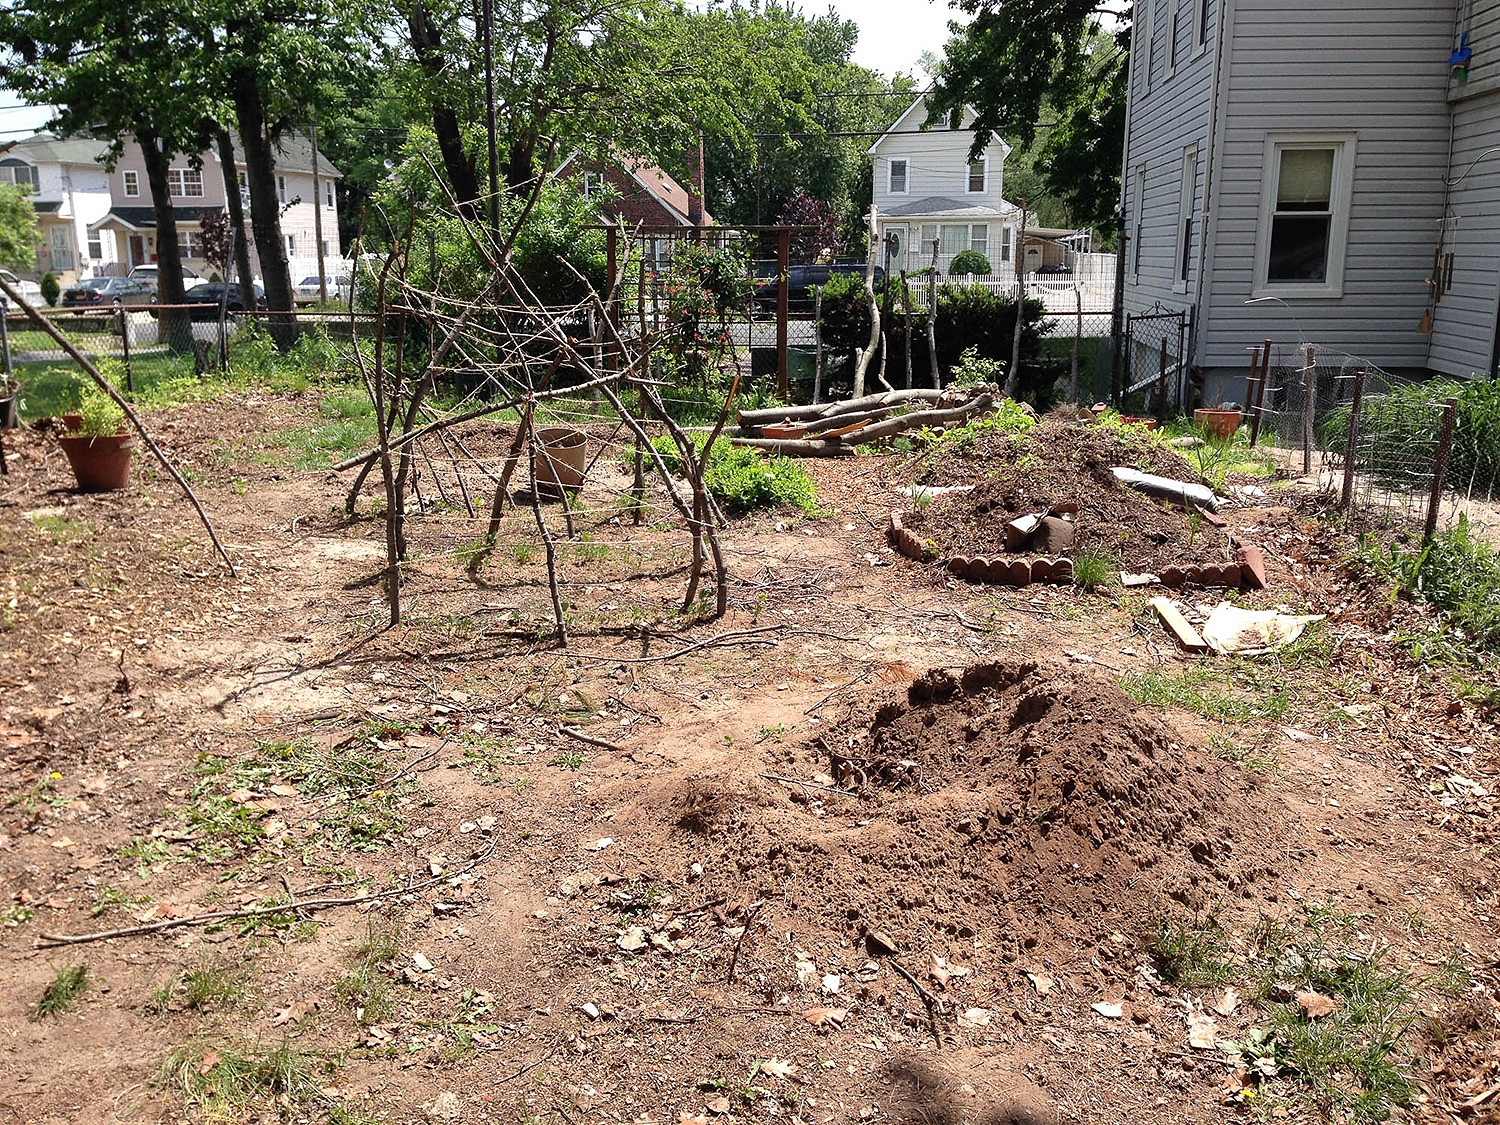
[929, 1, 1130, 232]
[0, 185, 39, 272]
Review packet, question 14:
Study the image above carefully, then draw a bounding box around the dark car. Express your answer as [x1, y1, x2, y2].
[752, 262, 887, 311]
[61, 276, 152, 309]
[181, 282, 265, 318]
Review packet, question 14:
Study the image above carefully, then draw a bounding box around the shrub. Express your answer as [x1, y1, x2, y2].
[643, 434, 816, 515]
[947, 249, 992, 276]
[75, 385, 125, 437]
[40, 271, 59, 306]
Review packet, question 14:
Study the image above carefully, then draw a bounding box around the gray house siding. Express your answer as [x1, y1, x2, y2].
[1429, 2, 1500, 377]
[1122, 0, 1220, 319]
[1196, 0, 1455, 391]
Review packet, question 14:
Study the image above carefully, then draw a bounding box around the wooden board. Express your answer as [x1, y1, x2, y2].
[1149, 597, 1208, 652]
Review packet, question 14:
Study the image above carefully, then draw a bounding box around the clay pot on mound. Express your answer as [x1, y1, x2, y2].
[58, 430, 136, 492]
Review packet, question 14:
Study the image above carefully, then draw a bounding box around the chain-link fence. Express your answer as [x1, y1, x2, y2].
[1118, 308, 1191, 415]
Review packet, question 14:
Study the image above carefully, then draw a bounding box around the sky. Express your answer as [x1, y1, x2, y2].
[823, 0, 967, 79]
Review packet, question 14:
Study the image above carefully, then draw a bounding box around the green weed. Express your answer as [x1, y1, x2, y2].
[1121, 666, 1290, 723]
[1071, 549, 1115, 592]
[334, 921, 401, 1024]
[31, 964, 90, 1020]
[155, 1043, 351, 1122]
[1354, 517, 1500, 655]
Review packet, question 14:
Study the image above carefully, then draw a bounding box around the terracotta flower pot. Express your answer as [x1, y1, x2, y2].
[58, 432, 136, 492]
[533, 426, 587, 497]
[1194, 408, 1243, 440]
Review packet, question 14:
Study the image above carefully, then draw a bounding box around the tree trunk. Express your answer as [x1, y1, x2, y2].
[407, 2, 481, 221]
[228, 56, 295, 347]
[214, 128, 255, 301]
[136, 125, 191, 354]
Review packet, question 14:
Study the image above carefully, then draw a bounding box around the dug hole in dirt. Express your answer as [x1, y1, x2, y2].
[631, 659, 1277, 969]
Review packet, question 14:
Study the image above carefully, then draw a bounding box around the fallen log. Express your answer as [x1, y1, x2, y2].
[729, 438, 855, 457]
[737, 388, 945, 428]
[800, 405, 897, 436]
[844, 394, 994, 445]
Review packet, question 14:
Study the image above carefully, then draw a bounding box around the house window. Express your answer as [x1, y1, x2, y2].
[238, 172, 249, 206]
[888, 158, 908, 195]
[1174, 145, 1197, 292]
[1256, 134, 1356, 296]
[969, 224, 988, 260]
[321, 240, 329, 258]
[277, 176, 287, 205]
[1167, 0, 1181, 75]
[1196, 0, 1213, 51]
[1131, 165, 1145, 281]
[938, 224, 969, 260]
[177, 231, 202, 258]
[123, 170, 141, 197]
[285, 234, 296, 256]
[1000, 226, 1014, 263]
[167, 168, 204, 198]
[0, 159, 38, 192]
[324, 180, 334, 208]
[1142, 0, 1158, 91]
[967, 158, 987, 193]
[582, 171, 601, 197]
[87, 230, 103, 260]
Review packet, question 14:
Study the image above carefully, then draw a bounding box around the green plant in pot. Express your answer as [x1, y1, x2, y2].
[57, 383, 136, 492]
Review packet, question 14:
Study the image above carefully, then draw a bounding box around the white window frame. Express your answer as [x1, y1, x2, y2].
[969, 224, 988, 261]
[1167, 0, 1181, 78]
[1143, 0, 1159, 93]
[285, 233, 297, 257]
[1194, 0, 1212, 55]
[123, 169, 140, 198]
[1130, 165, 1145, 284]
[887, 158, 908, 195]
[177, 230, 202, 259]
[167, 168, 204, 198]
[1000, 226, 1014, 263]
[87, 230, 103, 261]
[277, 175, 287, 205]
[582, 171, 601, 197]
[324, 180, 334, 208]
[1253, 132, 1357, 299]
[238, 171, 250, 206]
[1174, 144, 1197, 294]
[966, 156, 988, 194]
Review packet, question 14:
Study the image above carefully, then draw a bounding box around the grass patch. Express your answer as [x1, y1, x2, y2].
[334, 921, 401, 1024]
[1072, 549, 1115, 592]
[268, 387, 378, 471]
[1355, 517, 1500, 656]
[1150, 906, 1418, 1123]
[31, 964, 90, 1020]
[1121, 665, 1290, 723]
[156, 1042, 357, 1123]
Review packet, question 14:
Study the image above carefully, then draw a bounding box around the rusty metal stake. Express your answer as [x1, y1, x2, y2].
[1424, 397, 1458, 544]
[1339, 369, 1366, 510]
[1249, 338, 1271, 447]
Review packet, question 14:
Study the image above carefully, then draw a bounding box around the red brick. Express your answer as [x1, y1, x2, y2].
[1238, 545, 1268, 590]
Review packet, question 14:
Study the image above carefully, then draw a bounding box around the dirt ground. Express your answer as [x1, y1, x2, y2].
[2, 390, 1497, 1125]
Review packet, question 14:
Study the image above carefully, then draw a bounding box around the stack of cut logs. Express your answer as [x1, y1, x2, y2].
[733, 385, 998, 456]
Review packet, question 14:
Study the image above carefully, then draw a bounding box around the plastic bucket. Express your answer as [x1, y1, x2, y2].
[533, 427, 587, 497]
[58, 433, 136, 492]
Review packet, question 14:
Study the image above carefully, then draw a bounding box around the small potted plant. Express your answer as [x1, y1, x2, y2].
[1193, 403, 1243, 440]
[57, 385, 136, 491]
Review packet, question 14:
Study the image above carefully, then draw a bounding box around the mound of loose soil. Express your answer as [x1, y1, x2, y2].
[682, 661, 1272, 950]
[905, 420, 1231, 570]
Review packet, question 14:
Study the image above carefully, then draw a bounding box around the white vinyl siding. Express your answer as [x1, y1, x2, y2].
[1196, 0, 1453, 373]
[888, 158, 908, 195]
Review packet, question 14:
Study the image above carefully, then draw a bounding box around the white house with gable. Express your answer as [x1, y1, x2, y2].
[868, 94, 1020, 277]
[1, 133, 118, 284]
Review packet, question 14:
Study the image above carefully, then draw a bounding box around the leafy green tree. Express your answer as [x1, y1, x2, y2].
[929, 2, 1129, 232]
[0, 0, 213, 334]
[0, 185, 39, 272]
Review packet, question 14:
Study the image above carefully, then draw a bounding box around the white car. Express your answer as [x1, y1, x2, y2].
[127, 263, 202, 294]
[294, 274, 350, 304]
[0, 268, 44, 303]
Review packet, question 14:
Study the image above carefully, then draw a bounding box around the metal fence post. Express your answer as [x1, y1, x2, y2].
[1244, 344, 1262, 430]
[1339, 369, 1366, 510]
[1424, 397, 1458, 544]
[1248, 338, 1271, 447]
[1301, 344, 1316, 474]
[118, 305, 134, 397]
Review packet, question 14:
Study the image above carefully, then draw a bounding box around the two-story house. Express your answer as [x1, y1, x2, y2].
[1122, 0, 1500, 402]
[867, 95, 1020, 277]
[89, 131, 343, 284]
[1, 133, 117, 284]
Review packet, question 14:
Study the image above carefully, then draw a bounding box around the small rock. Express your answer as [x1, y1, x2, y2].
[581, 1002, 601, 1020]
[1091, 1001, 1124, 1019]
[412, 952, 434, 972]
[425, 1091, 463, 1122]
[821, 974, 841, 995]
[617, 926, 647, 953]
[865, 930, 899, 956]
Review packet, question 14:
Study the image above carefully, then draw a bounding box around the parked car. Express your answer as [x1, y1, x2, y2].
[752, 261, 887, 310]
[293, 274, 351, 304]
[127, 263, 202, 294]
[179, 281, 265, 319]
[61, 276, 154, 309]
[0, 268, 44, 303]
